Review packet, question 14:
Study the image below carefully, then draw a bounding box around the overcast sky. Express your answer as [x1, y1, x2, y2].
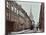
[16, 1, 41, 24]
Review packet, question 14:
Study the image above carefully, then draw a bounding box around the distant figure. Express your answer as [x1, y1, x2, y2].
[30, 25, 34, 30]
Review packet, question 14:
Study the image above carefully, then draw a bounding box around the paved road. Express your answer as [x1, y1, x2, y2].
[8, 29, 42, 35]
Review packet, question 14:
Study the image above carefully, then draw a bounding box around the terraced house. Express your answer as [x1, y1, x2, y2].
[5, 1, 32, 33]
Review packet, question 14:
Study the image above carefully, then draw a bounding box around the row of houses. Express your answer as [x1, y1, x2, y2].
[39, 3, 44, 32]
[6, 1, 32, 32]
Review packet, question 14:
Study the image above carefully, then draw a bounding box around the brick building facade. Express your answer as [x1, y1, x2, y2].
[6, 1, 32, 33]
[39, 3, 44, 32]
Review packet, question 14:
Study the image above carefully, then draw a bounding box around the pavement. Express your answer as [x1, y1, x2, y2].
[8, 29, 42, 35]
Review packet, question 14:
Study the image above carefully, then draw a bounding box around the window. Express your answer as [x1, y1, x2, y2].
[19, 11, 24, 17]
[11, 6, 13, 11]
[17, 10, 19, 15]
[14, 8, 17, 13]
[6, 2, 8, 8]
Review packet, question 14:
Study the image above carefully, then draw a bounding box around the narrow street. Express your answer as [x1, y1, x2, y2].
[8, 29, 42, 35]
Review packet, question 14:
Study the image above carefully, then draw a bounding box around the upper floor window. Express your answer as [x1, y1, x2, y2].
[19, 11, 24, 17]
[17, 10, 19, 15]
[11, 6, 13, 11]
[6, 2, 8, 8]
[14, 8, 17, 13]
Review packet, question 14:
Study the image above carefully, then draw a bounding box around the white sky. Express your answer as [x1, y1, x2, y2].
[16, 1, 41, 24]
